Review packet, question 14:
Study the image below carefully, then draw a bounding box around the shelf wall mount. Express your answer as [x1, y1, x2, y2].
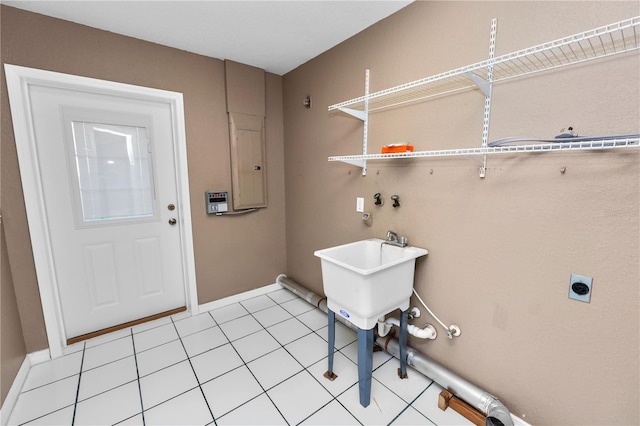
[334, 69, 370, 176]
[479, 18, 497, 178]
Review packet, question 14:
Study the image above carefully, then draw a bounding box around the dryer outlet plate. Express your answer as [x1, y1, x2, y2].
[569, 274, 593, 303]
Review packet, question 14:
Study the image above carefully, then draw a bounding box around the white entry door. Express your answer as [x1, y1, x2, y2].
[7, 67, 194, 342]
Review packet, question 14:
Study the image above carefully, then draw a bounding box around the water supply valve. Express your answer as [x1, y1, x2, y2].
[362, 212, 373, 227]
[447, 325, 461, 339]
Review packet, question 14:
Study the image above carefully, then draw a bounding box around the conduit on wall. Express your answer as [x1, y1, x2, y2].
[275, 274, 514, 426]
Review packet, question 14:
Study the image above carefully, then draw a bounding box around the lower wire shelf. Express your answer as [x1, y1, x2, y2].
[328, 136, 640, 168]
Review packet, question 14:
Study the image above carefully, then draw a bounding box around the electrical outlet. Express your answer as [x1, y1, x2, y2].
[356, 197, 364, 213]
[569, 274, 593, 303]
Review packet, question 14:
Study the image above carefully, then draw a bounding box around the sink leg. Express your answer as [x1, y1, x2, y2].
[357, 327, 374, 407]
[324, 309, 337, 381]
[399, 309, 408, 379]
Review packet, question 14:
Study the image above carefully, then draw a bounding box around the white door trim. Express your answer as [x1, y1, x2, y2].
[4, 64, 198, 358]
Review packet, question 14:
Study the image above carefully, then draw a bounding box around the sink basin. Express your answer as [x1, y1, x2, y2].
[314, 238, 428, 329]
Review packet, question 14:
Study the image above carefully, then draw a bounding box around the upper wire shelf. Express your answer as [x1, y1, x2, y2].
[328, 17, 640, 114]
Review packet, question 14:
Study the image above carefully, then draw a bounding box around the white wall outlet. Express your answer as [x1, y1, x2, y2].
[356, 197, 364, 213]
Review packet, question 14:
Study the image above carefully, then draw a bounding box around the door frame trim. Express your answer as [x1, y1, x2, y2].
[4, 64, 199, 358]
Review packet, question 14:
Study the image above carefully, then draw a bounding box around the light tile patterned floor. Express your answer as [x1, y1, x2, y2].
[8, 287, 473, 425]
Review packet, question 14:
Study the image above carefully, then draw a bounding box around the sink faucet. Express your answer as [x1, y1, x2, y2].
[384, 230, 408, 247]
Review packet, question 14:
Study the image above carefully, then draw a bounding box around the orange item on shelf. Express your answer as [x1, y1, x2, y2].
[382, 144, 414, 154]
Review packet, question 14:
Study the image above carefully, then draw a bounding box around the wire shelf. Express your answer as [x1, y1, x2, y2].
[328, 17, 640, 114]
[328, 137, 640, 164]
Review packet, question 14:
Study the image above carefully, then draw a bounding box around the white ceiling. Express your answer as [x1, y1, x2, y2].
[3, 0, 412, 75]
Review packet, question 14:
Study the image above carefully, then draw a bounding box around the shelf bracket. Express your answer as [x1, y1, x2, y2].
[340, 158, 366, 168]
[336, 107, 367, 121]
[465, 72, 491, 97]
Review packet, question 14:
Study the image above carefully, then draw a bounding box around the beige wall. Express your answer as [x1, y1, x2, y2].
[2, 2, 639, 423]
[0, 5, 286, 357]
[1, 224, 27, 405]
[283, 1, 639, 425]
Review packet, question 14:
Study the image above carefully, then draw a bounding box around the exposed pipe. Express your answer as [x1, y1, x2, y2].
[379, 336, 512, 426]
[276, 275, 360, 333]
[275, 274, 514, 426]
[276, 274, 327, 310]
[378, 317, 437, 340]
[377, 316, 392, 337]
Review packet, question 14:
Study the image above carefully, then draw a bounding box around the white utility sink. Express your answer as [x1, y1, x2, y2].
[314, 238, 428, 329]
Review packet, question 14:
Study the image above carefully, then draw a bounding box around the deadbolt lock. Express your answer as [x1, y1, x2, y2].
[168, 204, 175, 211]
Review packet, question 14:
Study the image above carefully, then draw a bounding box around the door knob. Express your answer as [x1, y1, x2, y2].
[168, 218, 177, 225]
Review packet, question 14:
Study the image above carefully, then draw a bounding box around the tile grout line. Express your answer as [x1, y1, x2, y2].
[70, 341, 86, 426]
[195, 295, 302, 425]
[208, 298, 326, 420]
[16, 350, 86, 425]
[130, 328, 146, 426]
[267, 290, 415, 425]
[258, 293, 357, 412]
[265, 295, 370, 425]
[145, 290, 431, 425]
[406, 381, 440, 426]
[73, 321, 204, 423]
[311, 311, 425, 424]
[198, 290, 385, 425]
[372, 356, 437, 425]
[170, 314, 217, 425]
[227, 306, 294, 425]
[245, 295, 341, 425]
[277, 290, 440, 424]
[207, 307, 290, 424]
[14, 290, 436, 426]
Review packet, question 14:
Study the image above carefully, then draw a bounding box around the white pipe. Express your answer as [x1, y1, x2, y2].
[275, 274, 514, 426]
[382, 317, 437, 339]
[377, 316, 392, 337]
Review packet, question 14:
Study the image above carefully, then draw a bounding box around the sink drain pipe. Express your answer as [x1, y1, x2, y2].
[275, 274, 513, 426]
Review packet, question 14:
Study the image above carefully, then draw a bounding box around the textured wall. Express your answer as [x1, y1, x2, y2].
[283, 1, 639, 424]
[0, 5, 286, 353]
[1, 223, 27, 406]
[2, 2, 639, 422]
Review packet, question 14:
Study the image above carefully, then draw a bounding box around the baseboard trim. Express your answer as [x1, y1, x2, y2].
[0, 348, 49, 425]
[198, 282, 282, 313]
[27, 349, 52, 366]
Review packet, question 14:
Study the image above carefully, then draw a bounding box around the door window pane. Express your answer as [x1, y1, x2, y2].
[71, 121, 155, 222]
